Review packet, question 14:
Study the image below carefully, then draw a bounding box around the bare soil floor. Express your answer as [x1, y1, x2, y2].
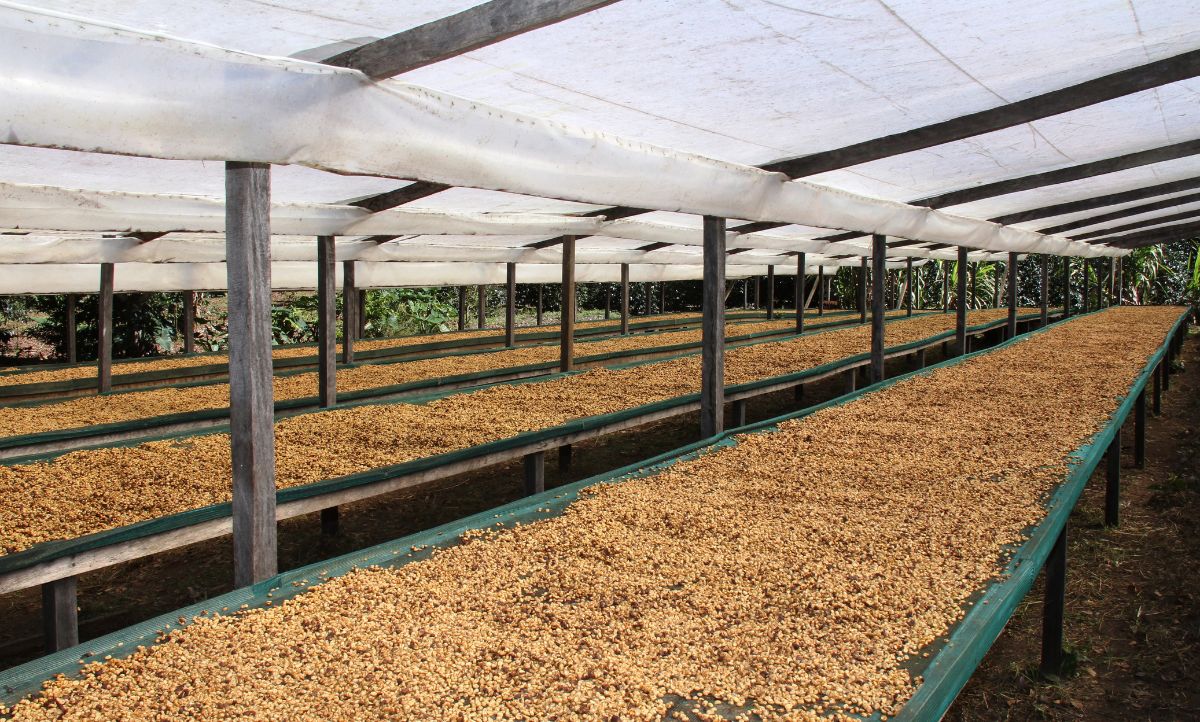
[0, 323, 1196, 722]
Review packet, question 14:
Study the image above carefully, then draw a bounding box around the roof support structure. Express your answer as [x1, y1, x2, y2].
[991, 177, 1200, 226]
[1073, 209, 1200, 241]
[559, 236, 576, 372]
[870, 234, 886, 384]
[1102, 219, 1200, 248]
[317, 235, 337, 408]
[700, 216, 726, 438]
[1036, 191, 1200, 235]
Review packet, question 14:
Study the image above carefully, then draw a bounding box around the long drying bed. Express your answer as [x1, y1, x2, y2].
[0, 306, 1185, 720]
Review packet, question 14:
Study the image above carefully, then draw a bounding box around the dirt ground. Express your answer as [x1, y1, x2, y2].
[0, 325, 1196, 721]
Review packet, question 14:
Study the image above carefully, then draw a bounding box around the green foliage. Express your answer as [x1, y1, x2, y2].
[362, 288, 457, 337]
[26, 293, 184, 359]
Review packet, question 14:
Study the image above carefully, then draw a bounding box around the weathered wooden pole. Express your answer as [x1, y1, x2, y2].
[955, 246, 968, 356]
[42, 577, 78, 653]
[970, 262, 978, 309]
[316, 235, 338, 534]
[505, 262, 517, 347]
[357, 288, 367, 337]
[701, 216, 726, 438]
[870, 235, 886, 384]
[1135, 389, 1146, 468]
[816, 266, 825, 316]
[1007, 251, 1019, 339]
[476, 284, 486, 329]
[766, 265, 775, 320]
[1063, 257, 1072, 318]
[64, 293, 77, 364]
[180, 291, 195, 354]
[604, 287, 611, 320]
[1115, 257, 1123, 305]
[620, 263, 630, 335]
[905, 257, 913, 317]
[97, 263, 114, 393]
[560, 237, 576, 372]
[457, 286, 467, 330]
[659, 281, 666, 315]
[1082, 259, 1091, 313]
[992, 261, 1001, 308]
[643, 282, 651, 315]
[942, 259, 950, 313]
[795, 253, 806, 334]
[1040, 256, 1049, 326]
[536, 284, 544, 326]
[225, 161, 277, 587]
[858, 256, 867, 323]
[316, 236, 337, 409]
[341, 261, 357, 364]
[1105, 429, 1121, 526]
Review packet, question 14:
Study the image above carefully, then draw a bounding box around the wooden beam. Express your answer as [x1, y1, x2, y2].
[766, 265, 775, 320]
[560, 237, 576, 372]
[225, 161, 277, 587]
[760, 50, 1200, 177]
[505, 262, 517, 347]
[816, 266, 824, 316]
[1063, 257, 1072, 317]
[917, 140, 1200, 209]
[64, 294, 77, 364]
[701, 216, 726, 438]
[1040, 256, 1049, 326]
[991, 176, 1200, 226]
[1036, 190, 1200, 235]
[317, 235, 337, 408]
[870, 235, 886, 383]
[536, 284, 544, 325]
[905, 257, 913, 316]
[322, 0, 619, 80]
[342, 261, 357, 364]
[346, 181, 451, 212]
[1040, 526, 1069, 677]
[955, 246, 968, 355]
[477, 284, 486, 329]
[97, 263, 114, 393]
[638, 241, 673, 252]
[523, 451, 545, 496]
[858, 256, 867, 323]
[1074, 208, 1200, 241]
[457, 286, 467, 330]
[1106, 218, 1200, 247]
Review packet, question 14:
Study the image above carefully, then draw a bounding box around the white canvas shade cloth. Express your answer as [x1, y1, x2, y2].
[0, 2, 1134, 268]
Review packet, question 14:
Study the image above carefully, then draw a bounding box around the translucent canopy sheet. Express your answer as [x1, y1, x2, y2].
[0, 259, 924, 295]
[0, 4, 1119, 259]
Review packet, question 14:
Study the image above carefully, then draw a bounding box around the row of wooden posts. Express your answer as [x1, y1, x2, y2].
[47, 169, 1128, 590]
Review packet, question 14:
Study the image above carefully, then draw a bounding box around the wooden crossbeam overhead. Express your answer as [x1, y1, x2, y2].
[1102, 219, 1200, 248]
[637, 242, 673, 252]
[758, 50, 1200, 178]
[990, 176, 1200, 225]
[1036, 191, 1200, 235]
[345, 181, 451, 212]
[323, 0, 619, 80]
[1072, 209, 1200, 241]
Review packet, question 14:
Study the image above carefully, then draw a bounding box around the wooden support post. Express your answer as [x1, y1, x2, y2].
[320, 507, 339, 536]
[523, 451, 545, 496]
[65, 293, 77, 364]
[817, 266, 825, 316]
[766, 265, 775, 320]
[342, 261, 357, 365]
[97, 263, 114, 393]
[1135, 389, 1146, 469]
[505, 262, 517, 347]
[1103, 428, 1121, 527]
[993, 261, 1001, 308]
[560, 237, 576, 372]
[942, 259, 950, 313]
[317, 235, 337, 409]
[457, 287, 467, 330]
[604, 287, 611, 319]
[476, 284, 486, 329]
[905, 257, 913, 316]
[1040, 526, 1069, 678]
[660, 281, 666, 314]
[858, 256, 868, 323]
[1063, 257, 1072, 318]
[1040, 256, 1049, 326]
[536, 284, 544, 326]
[620, 263, 630, 335]
[42, 576, 78, 653]
[1082, 259, 1091, 313]
[701, 216, 726, 438]
[1115, 257, 1123, 305]
[182, 291, 196, 354]
[970, 262, 978, 309]
[844, 368, 857, 394]
[643, 282, 651, 315]
[915, 348, 927, 369]
[955, 247, 969, 356]
[795, 253, 806, 334]
[357, 288, 367, 337]
[732, 399, 747, 428]
[557, 444, 573, 473]
[870, 235, 886, 384]
[1007, 251, 1019, 340]
[226, 161, 277, 588]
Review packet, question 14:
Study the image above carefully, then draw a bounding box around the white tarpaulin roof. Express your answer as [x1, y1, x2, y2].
[1, 0, 1195, 291]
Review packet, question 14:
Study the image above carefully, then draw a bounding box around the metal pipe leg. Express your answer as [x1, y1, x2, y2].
[1040, 526, 1069, 678]
[43, 576, 78, 653]
[1105, 429, 1120, 527]
[523, 451, 545, 496]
